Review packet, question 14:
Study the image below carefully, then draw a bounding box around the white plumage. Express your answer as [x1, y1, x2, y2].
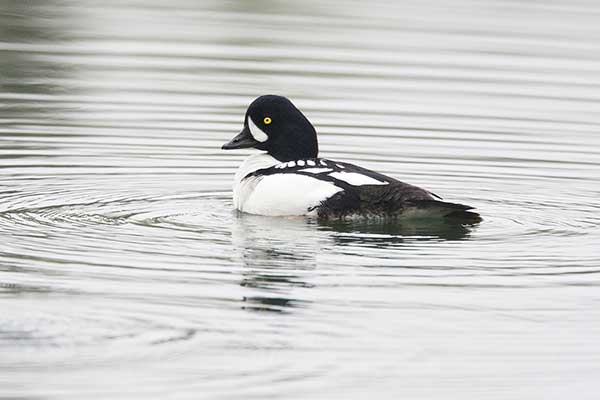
[248, 117, 268, 142]
[299, 167, 332, 174]
[233, 154, 343, 216]
[329, 172, 388, 186]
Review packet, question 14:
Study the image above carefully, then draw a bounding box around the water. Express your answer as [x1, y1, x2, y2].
[1, 0, 599, 398]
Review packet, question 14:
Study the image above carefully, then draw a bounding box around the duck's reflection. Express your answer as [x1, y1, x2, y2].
[231, 214, 321, 312]
[231, 213, 478, 312]
[321, 218, 476, 246]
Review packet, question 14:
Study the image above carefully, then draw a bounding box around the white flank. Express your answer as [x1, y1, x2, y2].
[240, 174, 342, 216]
[248, 117, 268, 142]
[329, 172, 388, 186]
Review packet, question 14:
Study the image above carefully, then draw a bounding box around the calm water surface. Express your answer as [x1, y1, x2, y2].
[1, 1, 600, 399]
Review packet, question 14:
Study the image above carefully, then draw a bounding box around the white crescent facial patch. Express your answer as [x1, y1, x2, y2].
[248, 117, 269, 143]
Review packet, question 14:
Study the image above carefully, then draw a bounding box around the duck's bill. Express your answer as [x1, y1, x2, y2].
[222, 126, 259, 150]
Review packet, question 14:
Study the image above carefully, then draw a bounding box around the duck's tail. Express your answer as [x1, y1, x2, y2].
[316, 183, 481, 222]
[406, 199, 482, 223]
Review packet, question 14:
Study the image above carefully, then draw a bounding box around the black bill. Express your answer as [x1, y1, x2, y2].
[222, 126, 259, 150]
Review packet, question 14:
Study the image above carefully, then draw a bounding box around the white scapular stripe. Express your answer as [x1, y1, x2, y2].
[248, 117, 268, 142]
[329, 172, 388, 186]
[299, 168, 332, 174]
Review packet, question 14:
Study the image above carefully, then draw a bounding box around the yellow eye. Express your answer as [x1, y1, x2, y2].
[263, 117, 272, 125]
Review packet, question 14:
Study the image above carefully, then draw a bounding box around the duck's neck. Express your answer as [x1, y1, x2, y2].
[264, 127, 319, 162]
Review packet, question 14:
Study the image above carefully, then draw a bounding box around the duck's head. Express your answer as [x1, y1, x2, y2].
[222, 95, 318, 162]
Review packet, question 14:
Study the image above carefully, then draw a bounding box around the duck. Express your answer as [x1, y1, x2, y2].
[222, 95, 480, 221]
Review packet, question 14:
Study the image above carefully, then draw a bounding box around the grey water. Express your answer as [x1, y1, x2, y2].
[1, 0, 599, 398]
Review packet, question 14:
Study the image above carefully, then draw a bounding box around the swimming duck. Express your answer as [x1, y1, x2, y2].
[222, 95, 480, 221]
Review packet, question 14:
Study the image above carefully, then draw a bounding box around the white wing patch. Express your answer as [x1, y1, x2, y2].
[329, 172, 388, 186]
[248, 117, 268, 142]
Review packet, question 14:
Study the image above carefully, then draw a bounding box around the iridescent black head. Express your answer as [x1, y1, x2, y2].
[222, 95, 318, 162]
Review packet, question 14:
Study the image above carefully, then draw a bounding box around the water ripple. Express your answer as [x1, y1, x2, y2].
[2, 0, 600, 399]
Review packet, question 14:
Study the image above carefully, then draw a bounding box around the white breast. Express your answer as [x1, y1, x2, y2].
[233, 154, 279, 211]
